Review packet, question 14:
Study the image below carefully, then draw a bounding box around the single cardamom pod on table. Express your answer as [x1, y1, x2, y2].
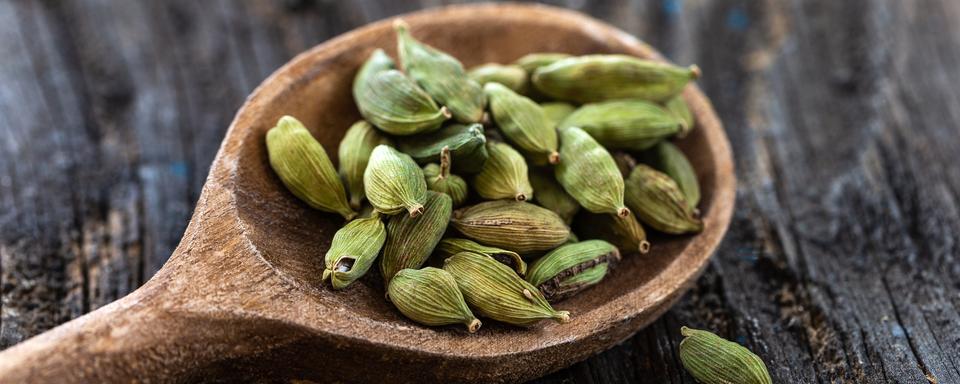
[338, 120, 392, 210]
[639, 141, 700, 210]
[387, 267, 482, 333]
[529, 168, 580, 225]
[380, 191, 453, 283]
[574, 211, 651, 254]
[468, 63, 528, 93]
[526, 240, 621, 302]
[322, 212, 387, 289]
[532, 54, 700, 103]
[540, 102, 576, 128]
[474, 141, 534, 202]
[485, 82, 560, 165]
[396, 123, 488, 174]
[679, 327, 772, 384]
[558, 100, 682, 151]
[353, 49, 450, 135]
[450, 200, 570, 255]
[664, 94, 695, 137]
[364, 145, 428, 217]
[443, 251, 570, 326]
[434, 238, 527, 277]
[266, 115, 357, 220]
[422, 147, 468, 208]
[555, 127, 631, 218]
[624, 164, 703, 234]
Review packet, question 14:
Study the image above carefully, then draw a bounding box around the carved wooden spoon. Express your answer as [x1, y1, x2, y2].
[0, 4, 735, 383]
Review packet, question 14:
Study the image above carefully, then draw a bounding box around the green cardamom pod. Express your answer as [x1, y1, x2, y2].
[380, 191, 452, 283]
[625, 164, 702, 234]
[558, 100, 681, 151]
[353, 49, 450, 135]
[574, 212, 651, 254]
[639, 141, 700, 210]
[540, 102, 576, 128]
[485, 82, 560, 164]
[395, 20, 486, 124]
[468, 63, 528, 93]
[423, 147, 468, 208]
[526, 240, 620, 302]
[612, 151, 638, 178]
[396, 123, 488, 174]
[555, 127, 630, 218]
[474, 141, 534, 202]
[514, 52, 571, 73]
[434, 238, 527, 277]
[266, 115, 357, 220]
[664, 94, 695, 137]
[529, 169, 580, 224]
[338, 120, 392, 210]
[443, 251, 569, 326]
[532, 54, 700, 103]
[322, 212, 386, 289]
[364, 145, 428, 217]
[679, 327, 772, 384]
[451, 200, 569, 254]
[565, 231, 579, 244]
[387, 267, 481, 333]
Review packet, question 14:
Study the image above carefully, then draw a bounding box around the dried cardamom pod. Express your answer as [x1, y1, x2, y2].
[529, 169, 579, 224]
[485, 82, 560, 164]
[395, 20, 486, 124]
[266, 115, 357, 220]
[353, 50, 450, 135]
[443, 251, 570, 326]
[540, 102, 576, 128]
[364, 145, 428, 217]
[396, 123, 488, 174]
[558, 100, 681, 151]
[468, 63, 528, 93]
[380, 191, 452, 283]
[555, 127, 630, 218]
[434, 238, 527, 276]
[451, 200, 569, 254]
[664, 94, 695, 137]
[574, 211, 651, 254]
[625, 164, 703, 234]
[338, 120, 392, 210]
[322, 212, 386, 289]
[387, 267, 482, 333]
[423, 147, 468, 208]
[679, 327, 772, 384]
[639, 141, 700, 210]
[514, 52, 571, 73]
[474, 141, 534, 202]
[532, 54, 700, 103]
[526, 240, 620, 302]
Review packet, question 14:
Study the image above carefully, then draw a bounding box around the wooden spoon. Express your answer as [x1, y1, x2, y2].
[0, 4, 735, 383]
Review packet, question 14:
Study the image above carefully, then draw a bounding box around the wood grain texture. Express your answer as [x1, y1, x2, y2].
[1, 0, 958, 383]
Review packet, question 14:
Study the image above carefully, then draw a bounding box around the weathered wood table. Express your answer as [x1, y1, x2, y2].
[1, 0, 958, 382]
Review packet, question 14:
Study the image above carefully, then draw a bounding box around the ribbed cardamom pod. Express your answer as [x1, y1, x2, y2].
[380, 191, 452, 283]
[434, 238, 527, 276]
[540, 102, 576, 128]
[443, 251, 570, 326]
[387, 267, 481, 333]
[514, 52, 571, 73]
[451, 200, 569, 254]
[639, 141, 700, 210]
[423, 147, 468, 208]
[353, 49, 450, 135]
[364, 145, 428, 217]
[485, 82, 560, 164]
[532, 54, 700, 103]
[555, 127, 630, 218]
[468, 63, 528, 93]
[395, 20, 486, 124]
[574, 211, 651, 254]
[529, 169, 580, 224]
[322, 212, 386, 289]
[679, 327, 772, 384]
[338, 120, 392, 210]
[625, 164, 703, 234]
[558, 100, 681, 151]
[526, 240, 620, 302]
[664, 95, 695, 137]
[396, 123, 488, 174]
[474, 141, 534, 202]
[266, 115, 357, 220]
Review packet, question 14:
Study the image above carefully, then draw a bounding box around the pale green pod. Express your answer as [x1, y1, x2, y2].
[396, 21, 486, 124]
[574, 211, 651, 255]
[526, 240, 620, 302]
[443, 251, 570, 326]
[468, 63, 528, 93]
[423, 147, 468, 207]
[555, 127, 630, 218]
[485, 82, 560, 164]
[434, 238, 527, 276]
[387, 268, 482, 332]
[266, 115, 357, 220]
[532, 54, 700, 103]
[664, 94, 695, 137]
[558, 100, 681, 151]
[322, 213, 386, 289]
[514, 52, 572, 73]
[679, 327, 772, 384]
[529, 169, 579, 224]
[353, 49, 450, 135]
[397, 123, 488, 174]
[540, 102, 576, 128]
[338, 120, 392, 210]
[624, 164, 702, 234]
[381, 192, 452, 283]
[364, 145, 428, 217]
[451, 200, 569, 255]
[474, 141, 534, 202]
[640, 141, 700, 210]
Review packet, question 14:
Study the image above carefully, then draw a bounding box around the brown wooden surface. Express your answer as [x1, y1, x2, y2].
[1, 0, 958, 383]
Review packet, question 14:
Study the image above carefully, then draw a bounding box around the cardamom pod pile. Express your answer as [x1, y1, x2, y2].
[265, 19, 706, 332]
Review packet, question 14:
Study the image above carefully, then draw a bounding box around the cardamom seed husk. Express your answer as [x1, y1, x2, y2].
[266, 115, 357, 220]
[474, 141, 534, 202]
[558, 100, 681, 151]
[529, 168, 580, 224]
[664, 94, 695, 137]
[443, 251, 570, 326]
[338, 120, 392, 210]
[639, 141, 700, 210]
[423, 147, 468, 208]
[396, 123, 488, 174]
[322, 212, 386, 289]
[468, 63, 528, 93]
[532, 54, 700, 103]
[526, 240, 620, 302]
[574, 211, 651, 254]
[679, 327, 772, 384]
[624, 164, 703, 234]
[387, 267, 482, 333]
[485, 82, 560, 164]
[364, 145, 428, 217]
[434, 238, 527, 277]
[540, 102, 576, 128]
[380, 191, 452, 283]
[353, 50, 450, 135]
[555, 127, 630, 218]
[451, 200, 570, 254]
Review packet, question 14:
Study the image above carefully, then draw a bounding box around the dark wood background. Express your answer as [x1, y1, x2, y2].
[2, 0, 959, 382]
